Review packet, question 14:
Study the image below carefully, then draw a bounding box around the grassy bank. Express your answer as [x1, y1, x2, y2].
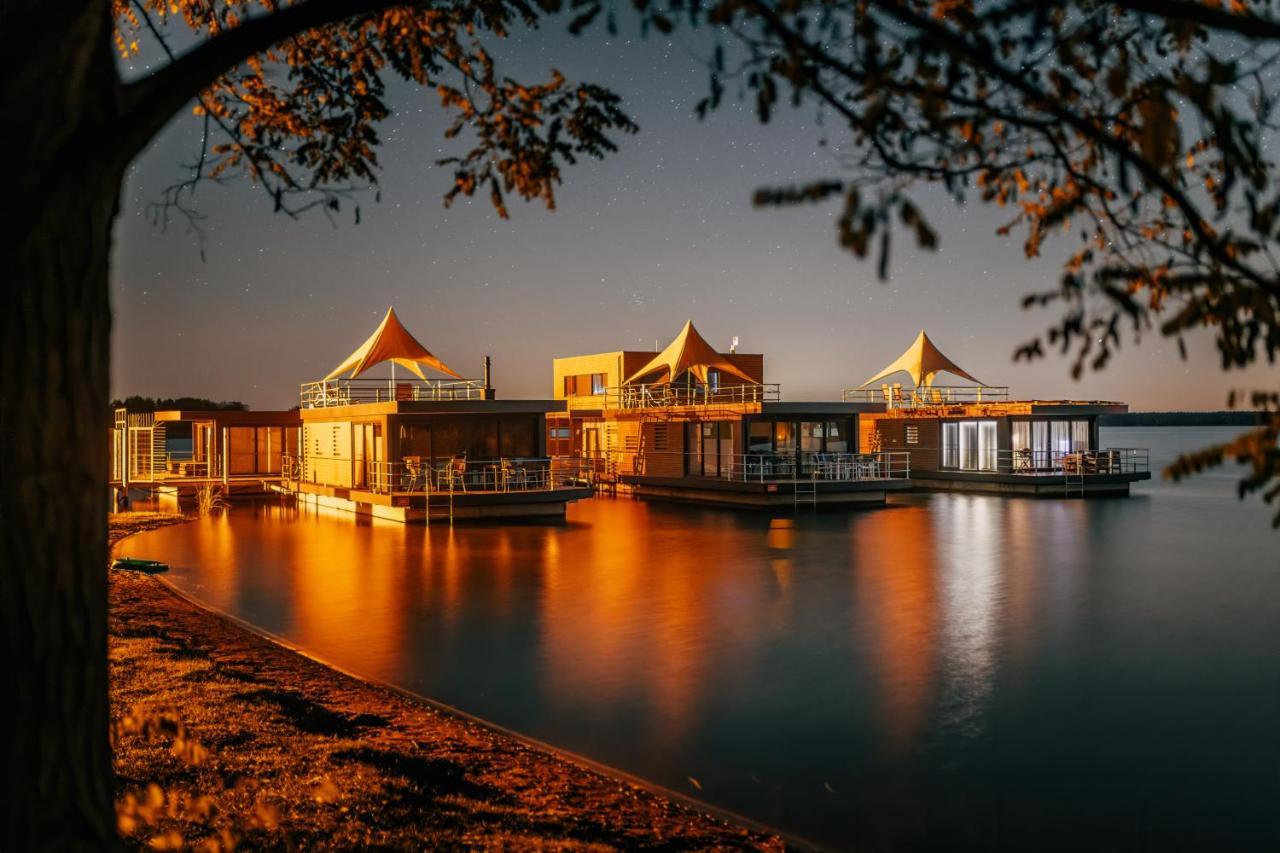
[108, 513, 782, 850]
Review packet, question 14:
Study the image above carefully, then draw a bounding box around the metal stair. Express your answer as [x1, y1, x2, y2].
[794, 471, 819, 511]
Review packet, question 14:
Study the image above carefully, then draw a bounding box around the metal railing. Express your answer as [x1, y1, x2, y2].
[300, 378, 487, 408]
[163, 451, 210, 478]
[1001, 447, 1148, 475]
[844, 384, 1010, 407]
[624, 450, 911, 483]
[282, 454, 593, 495]
[937, 447, 1149, 474]
[607, 383, 781, 409]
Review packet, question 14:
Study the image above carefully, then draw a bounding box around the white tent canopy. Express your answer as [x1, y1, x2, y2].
[324, 307, 462, 381]
[861, 330, 984, 388]
[624, 320, 756, 386]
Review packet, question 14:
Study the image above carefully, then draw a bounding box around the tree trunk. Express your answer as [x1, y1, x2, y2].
[2, 1, 125, 846]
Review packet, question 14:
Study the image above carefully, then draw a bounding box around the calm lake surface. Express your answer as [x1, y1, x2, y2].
[129, 427, 1279, 850]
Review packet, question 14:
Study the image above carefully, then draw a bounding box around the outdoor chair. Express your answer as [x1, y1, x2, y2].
[501, 459, 530, 491]
[1014, 448, 1032, 473]
[444, 457, 468, 493]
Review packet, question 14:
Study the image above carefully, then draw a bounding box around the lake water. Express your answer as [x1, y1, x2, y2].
[127, 427, 1279, 850]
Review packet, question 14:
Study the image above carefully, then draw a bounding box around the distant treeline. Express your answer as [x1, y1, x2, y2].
[1100, 411, 1264, 426]
[112, 396, 248, 412]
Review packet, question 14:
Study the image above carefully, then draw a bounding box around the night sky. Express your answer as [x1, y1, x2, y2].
[110, 20, 1273, 410]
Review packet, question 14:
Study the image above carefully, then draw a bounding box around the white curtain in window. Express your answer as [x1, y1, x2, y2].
[1012, 421, 1031, 451]
[959, 421, 979, 470]
[1032, 421, 1050, 467]
[978, 420, 998, 471]
[1051, 421, 1071, 457]
[1072, 420, 1091, 451]
[942, 422, 959, 467]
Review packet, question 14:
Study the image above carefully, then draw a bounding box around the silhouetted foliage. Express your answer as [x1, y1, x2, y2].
[112, 396, 248, 412]
[578, 0, 1280, 522]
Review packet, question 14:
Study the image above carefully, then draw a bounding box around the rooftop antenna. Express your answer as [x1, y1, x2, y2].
[730, 335, 739, 354]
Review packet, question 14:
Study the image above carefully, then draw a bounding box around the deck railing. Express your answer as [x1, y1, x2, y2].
[1000, 447, 1148, 475]
[936, 447, 1149, 475]
[300, 377, 487, 408]
[627, 450, 911, 483]
[843, 385, 1010, 407]
[283, 454, 593, 495]
[608, 382, 781, 409]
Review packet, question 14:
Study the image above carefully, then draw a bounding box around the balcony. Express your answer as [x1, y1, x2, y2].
[844, 384, 1010, 408]
[939, 448, 1150, 475]
[629, 450, 912, 483]
[300, 377, 487, 409]
[282, 455, 596, 496]
[610, 383, 781, 409]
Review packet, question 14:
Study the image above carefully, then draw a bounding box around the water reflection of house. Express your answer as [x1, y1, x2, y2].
[550, 321, 912, 509]
[850, 331, 1151, 496]
[286, 308, 592, 522]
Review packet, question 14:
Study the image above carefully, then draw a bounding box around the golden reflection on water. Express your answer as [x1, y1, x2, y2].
[538, 501, 733, 744]
[852, 504, 939, 754]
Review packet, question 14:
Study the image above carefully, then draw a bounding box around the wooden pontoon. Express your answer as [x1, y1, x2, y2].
[110, 407, 301, 510]
[551, 321, 912, 509]
[848, 331, 1151, 496]
[282, 308, 592, 522]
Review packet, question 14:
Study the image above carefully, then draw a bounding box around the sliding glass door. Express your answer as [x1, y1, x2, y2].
[943, 419, 997, 470]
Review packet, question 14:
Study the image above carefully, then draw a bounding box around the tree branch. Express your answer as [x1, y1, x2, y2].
[117, 0, 411, 164]
[1112, 0, 1280, 40]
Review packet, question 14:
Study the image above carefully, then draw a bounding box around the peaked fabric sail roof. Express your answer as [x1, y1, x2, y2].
[624, 320, 756, 386]
[861, 330, 984, 388]
[324, 307, 462, 381]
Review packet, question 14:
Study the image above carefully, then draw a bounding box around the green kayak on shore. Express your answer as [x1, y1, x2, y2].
[112, 557, 169, 573]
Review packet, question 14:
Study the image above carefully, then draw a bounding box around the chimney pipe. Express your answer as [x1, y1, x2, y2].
[483, 355, 493, 399]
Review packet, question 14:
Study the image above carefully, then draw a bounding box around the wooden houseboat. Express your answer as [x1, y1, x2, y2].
[550, 321, 911, 509]
[110, 407, 300, 510]
[850, 331, 1151, 496]
[284, 308, 592, 522]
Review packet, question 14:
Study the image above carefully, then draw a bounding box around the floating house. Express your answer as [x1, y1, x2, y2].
[110, 407, 300, 509]
[550, 321, 911, 508]
[849, 331, 1151, 496]
[285, 308, 592, 522]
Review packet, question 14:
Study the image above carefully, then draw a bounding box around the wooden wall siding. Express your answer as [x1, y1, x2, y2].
[303, 421, 353, 487]
[864, 416, 941, 471]
[642, 421, 686, 477]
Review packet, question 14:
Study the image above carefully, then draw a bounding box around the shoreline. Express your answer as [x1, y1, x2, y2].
[108, 512, 787, 850]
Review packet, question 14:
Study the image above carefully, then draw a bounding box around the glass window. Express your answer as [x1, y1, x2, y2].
[228, 427, 255, 474]
[1012, 421, 1031, 452]
[959, 421, 979, 470]
[826, 421, 848, 452]
[748, 421, 772, 453]
[591, 373, 608, 395]
[1072, 420, 1091, 451]
[774, 421, 796, 453]
[687, 423, 702, 473]
[499, 416, 536, 458]
[978, 420, 998, 471]
[800, 422, 824, 452]
[702, 422, 718, 476]
[400, 424, 432, 458]
[1032, 421, 1050, 467]
[1051, 420, 1071, 456]
[942, 422, 959, 467]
